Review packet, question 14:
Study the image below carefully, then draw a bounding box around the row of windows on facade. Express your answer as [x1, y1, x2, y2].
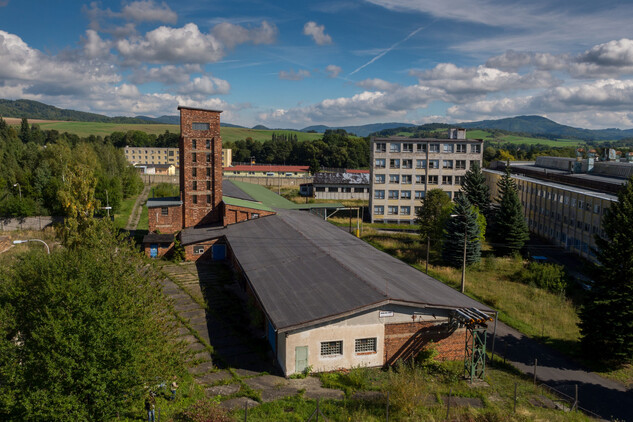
[373, 205, 425, 216]
[374, 189, 440, 200]
[320, 338, 376, 356]
[315, 187, 367, 193]
[517, 183, 605, 214]
[374, 158, 478, 170]
[532, 221, 597, 257]
[523, 201, 605, 235]
[191, 138, 215, 150]
[191, 167, 213, 177]
[130, 157, 176, 162]
[191, 152, 214, 163]
[126, 150, 177, 156]
[374, 142, 481, 154]
[374, 174, 464, 185]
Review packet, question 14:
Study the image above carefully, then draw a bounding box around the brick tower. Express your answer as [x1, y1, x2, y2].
[178, 106, 223, 228]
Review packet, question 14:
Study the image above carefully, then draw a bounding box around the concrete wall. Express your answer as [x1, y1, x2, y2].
[141, 174, 179, 185]
[0, 216, 63, 231]
[280, 304, 461, 376]
[314, 185, 369, 200]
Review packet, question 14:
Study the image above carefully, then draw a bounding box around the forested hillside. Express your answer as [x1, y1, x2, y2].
[0, 118, 143, 217]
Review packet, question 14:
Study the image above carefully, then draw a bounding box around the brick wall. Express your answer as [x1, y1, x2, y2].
[384, 321, 465, 365]
[184, 238, 225, 261]
[143, 242, 174, 258]
[223, 204, 276, 226]
[179, 107, 223, 228]
[148, 206, 183, 234]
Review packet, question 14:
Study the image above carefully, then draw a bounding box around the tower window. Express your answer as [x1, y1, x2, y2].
[192, 122, 210, 131]
[192, 195, 197, 204]
[206, 139, 211, 149]
[192, 139, 197, 149]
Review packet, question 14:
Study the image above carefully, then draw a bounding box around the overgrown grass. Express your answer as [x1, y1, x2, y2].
[362, 230, 582, 353]
[233, 362, 592, 421]
[137, 200, 149, 230]
[114, 195, 138, 228]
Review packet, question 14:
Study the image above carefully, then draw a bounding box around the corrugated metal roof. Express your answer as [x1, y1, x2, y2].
[313, 172, 370, 185]
[184, 209, 492, 331]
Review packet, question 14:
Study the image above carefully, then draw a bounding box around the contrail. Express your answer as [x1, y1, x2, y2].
[349, 25, 428, 76]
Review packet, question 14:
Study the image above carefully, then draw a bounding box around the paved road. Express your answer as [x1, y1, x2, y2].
[489, 320, 632, 421]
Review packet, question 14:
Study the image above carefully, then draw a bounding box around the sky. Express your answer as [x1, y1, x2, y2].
[2, 1, 633, 129]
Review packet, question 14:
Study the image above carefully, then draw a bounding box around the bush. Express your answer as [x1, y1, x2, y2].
[171, 399, 232, 422]
[515, 262, 568, 294]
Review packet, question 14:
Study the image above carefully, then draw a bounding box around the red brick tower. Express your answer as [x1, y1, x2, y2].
[178, 106, 223, 228]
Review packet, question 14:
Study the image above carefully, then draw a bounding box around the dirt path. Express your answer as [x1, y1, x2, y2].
[125, 184, 150, 232]
[489, 320, 632, 420]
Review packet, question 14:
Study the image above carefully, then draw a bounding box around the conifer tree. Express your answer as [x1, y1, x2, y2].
[579, 177, 633, 362]
[442, 194, 481, 267]
[492, 168, 529, 254]
[461, 161, 490, 213]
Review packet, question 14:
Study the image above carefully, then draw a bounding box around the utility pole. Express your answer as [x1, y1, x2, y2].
[13, 183, 21, 199]
[461, 219, 467, 293]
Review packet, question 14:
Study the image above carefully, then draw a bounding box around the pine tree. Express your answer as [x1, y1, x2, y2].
[442, 194, 481, 267]
[579, 177, 633, 362]
[461, 161, 491, 213]
[19, 117, 31, 143]
[492, 168, 529, 254]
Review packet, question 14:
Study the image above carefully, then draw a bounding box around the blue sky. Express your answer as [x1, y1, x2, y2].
[2, 0, 633, 129]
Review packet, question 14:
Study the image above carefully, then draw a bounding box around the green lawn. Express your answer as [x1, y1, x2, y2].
[17, 120, 326, 142]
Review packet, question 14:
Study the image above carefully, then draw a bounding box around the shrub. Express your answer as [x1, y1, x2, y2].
[515, 262, 568, 294]
[171, 399, 232, 422]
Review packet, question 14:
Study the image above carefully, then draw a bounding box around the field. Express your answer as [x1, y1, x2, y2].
[5, 118, 326, 142]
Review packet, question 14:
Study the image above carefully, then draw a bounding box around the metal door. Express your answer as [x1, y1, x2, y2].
[150, 244, 158, 258]
[295, 346, 308, 373]
[212, 244, 226, 260]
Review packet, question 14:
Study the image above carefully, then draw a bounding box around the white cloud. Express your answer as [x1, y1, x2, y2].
[121, 1, 178, 23]
[303, 21, 332, 45]
[177, 75, 231, 96]
[325, 64, 342, 78]
[356, 78, 399, 91]
[486, 50, 567, 72]
[279, 69, 310, 81]
[82, 30, 112, 59]
[212, 21, 277, 49]
[115, 23, 224, 64]
[129, 64, 201, 85]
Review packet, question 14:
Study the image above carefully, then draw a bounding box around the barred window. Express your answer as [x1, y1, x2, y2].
[161, 207, 169, 216]
[355, 338, 377, 354]
[192, 122, 210, 131]
[194, 246, 204, 254]
[321, 341, 342, 356]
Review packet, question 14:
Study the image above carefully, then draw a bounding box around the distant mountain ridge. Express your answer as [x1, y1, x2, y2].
[301, 122, 416, 137]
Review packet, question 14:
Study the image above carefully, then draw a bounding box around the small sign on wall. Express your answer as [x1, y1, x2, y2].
[379, 310, 394, 318]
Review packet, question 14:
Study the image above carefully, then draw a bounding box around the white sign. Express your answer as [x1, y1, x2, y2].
[379, 311, 394, 318]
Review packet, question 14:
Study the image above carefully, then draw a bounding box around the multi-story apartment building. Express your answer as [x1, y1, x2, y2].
[370, 129, 484, 224]
[484, 157, 627, 262]
[124, 146, 232, 168]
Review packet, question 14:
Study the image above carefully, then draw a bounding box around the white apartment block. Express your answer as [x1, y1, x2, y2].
[124, 146, 179, 166]
[370, 129, 484, 224]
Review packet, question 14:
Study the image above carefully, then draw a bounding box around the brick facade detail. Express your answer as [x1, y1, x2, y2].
[179, 107, 223, 228]
[184, 238, 225, 261]
[148, 205, 183, 234]
[223, 204, 276, 226]
[384, 321, 466, 365]
[143, 241, 174, 258]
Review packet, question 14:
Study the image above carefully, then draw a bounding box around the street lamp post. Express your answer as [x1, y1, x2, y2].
[13, 183, 21, 199]
[13, 238, 50, 254]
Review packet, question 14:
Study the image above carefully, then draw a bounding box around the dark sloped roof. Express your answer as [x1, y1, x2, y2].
[219, 209, 491, 331]
[181, 225, 226, 245]
[146, 197, 182, 208]
[222, 179, 256, 201]
[143, 233, 175, 243]
[313, 172, 370, 185]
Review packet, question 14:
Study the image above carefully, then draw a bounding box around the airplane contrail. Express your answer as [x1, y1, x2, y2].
[349, 25, 429, 76]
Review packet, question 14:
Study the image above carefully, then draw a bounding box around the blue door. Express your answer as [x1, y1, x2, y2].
[150, 244, 158, 258]
[212, 244, 226, 260]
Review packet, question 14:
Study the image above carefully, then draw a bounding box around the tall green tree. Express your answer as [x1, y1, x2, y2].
[579, 178, 633, 362]
[461, 161, 490, 213]
[19, 117, 31, 143]
[442, 194, 481, 267]
[416, 188, 453, 246]
[492, 168, 529, 254]
[0, 222, 184, 421]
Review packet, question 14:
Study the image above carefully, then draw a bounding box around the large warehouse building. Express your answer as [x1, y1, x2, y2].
[144, 106, 494, 376]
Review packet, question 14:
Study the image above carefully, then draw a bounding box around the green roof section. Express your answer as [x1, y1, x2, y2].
[229, 180, 343, 210]
[222, 196, 275, 212]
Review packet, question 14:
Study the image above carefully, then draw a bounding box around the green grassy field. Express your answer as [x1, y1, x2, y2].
[11, 119, 326, 142]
